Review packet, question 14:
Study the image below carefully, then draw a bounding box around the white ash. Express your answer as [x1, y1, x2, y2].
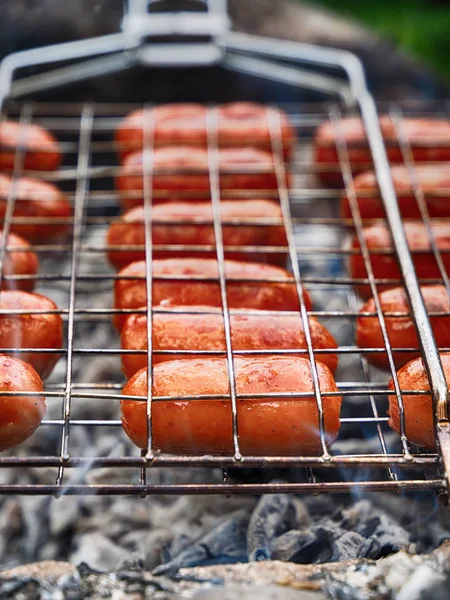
[1, 543, 450, 599]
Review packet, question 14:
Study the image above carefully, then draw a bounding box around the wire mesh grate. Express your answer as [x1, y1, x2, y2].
[0, 99, 447, 495]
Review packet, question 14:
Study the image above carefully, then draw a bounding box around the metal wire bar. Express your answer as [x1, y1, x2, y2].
[55, 104, 94, 488]
[0, 103, 32, 289]
[0, 480, 444, 496]
[206, 106, 241, 460]
[142, 105, 155, 477]
[268, 108, 329, 461]
[0, 455, 439, 468]
[346, 288, 396, 481]
[0, 100, 446, 495]
[330, 105, 413, 460]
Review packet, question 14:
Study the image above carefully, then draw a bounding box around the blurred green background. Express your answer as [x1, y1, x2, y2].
[307, 0, 450, 78]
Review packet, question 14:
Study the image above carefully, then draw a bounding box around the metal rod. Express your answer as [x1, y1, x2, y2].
[55, 104, 94, 489]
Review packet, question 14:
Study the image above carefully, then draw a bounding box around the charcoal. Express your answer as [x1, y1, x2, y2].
[247, 493, 294, 561]
[330, 531, 368, 562]
[270, 529, 318, 562]
[339, 500, 411, 558]
[153, 511, 249, 575]
[359, 515, 410, 559]
[0, 576, 40, 598]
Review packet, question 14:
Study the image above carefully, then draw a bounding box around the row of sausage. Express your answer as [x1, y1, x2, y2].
[0, 105, 449, 456]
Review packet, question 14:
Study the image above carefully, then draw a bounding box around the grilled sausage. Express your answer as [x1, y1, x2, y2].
[0, 175, 71, 242]
[315, 116, 450, 187]
[0, 231, 39, 292]
[350, 222, 450, 299]
[121, 356, 341, 455]
[342, 164, 450, 220]
[120, 306, 338, 378]
[116, 146, 286, 210]
[115, 102, 294, 162]
[106, 199, 286, 269]
[0, 121, 61, 171]
[387, 352, 450, 448]
[356, 285, 450, 369]
[0, 354, 45, 451]
[113, 258, 309, 331]
[0, 291, 63, 379]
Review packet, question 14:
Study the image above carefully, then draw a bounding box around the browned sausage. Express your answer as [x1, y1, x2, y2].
[120, 306, 338, 378]
[350, 222, 450, 298]
[0, 290, 63, 378]
[0, 354, 45, 450]
[0, 230, 39, 292]
[0, 121, 61, 171]
[113, 258, 310, 331]
[121, 356, 341, 455]
[342, 164, 450, 220]
[115, 146, 287, 210]
[315, 116, 450, 187]
[356, 285, 450, 369]
[387, 353, 450, 448]
[115, 102, 294, 162]
[106, 199, 286, 269]
[0, 175, 71, 242]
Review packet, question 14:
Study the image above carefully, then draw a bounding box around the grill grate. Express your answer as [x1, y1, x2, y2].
[0, 99, 448, 496]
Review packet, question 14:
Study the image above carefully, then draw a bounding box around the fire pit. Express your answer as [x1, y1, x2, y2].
[0, 1, 449, 598]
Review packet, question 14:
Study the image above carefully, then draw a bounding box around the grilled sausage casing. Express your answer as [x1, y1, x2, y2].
[0, 231, 39, 292]
[315, 116, 450, 187]
[342, 164, 450, 220]
[0, 121, 61, 171]
[122, 356, 341, 456]
[116, 146, 287, 210]
[388, 353, 450, 448]
[0, 175, 71, 242]
[114, 258, 310, 330]
[121, 307, 338, 378]
[115, 102, 295, 162]
[107, 199, 286, 269]
[0, 354, 45, 451]
[350, 222, 450, 298]
[356, 285, 450, 369]
[0, 291, 63, 378]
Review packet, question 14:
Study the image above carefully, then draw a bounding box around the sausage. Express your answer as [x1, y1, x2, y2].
[120, 306, 338, 378]
[115, 102, 294, 162]
[116, 104, 206, 161]
[342, 164, 450, 220]
[314, 116, 450, 187]
[115, 146, 286, 210]
[0, 354, 45, 451]
[218, 102, 294, 158]
[350, 222, 450, 298]
[0, 290, 63, 379]
[113, 258, 310, 331]
[0, 175, 71, 242]
[387, 353, 450, 448]
[121, 356, 341, 456]
[106, 199, 287, 269]
[0, 230, 39, 292]
[0, 121, 61, 172]
[356, 285, 450, 369]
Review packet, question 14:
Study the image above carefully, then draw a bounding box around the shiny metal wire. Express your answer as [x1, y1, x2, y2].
[0, 99, 447, 496]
